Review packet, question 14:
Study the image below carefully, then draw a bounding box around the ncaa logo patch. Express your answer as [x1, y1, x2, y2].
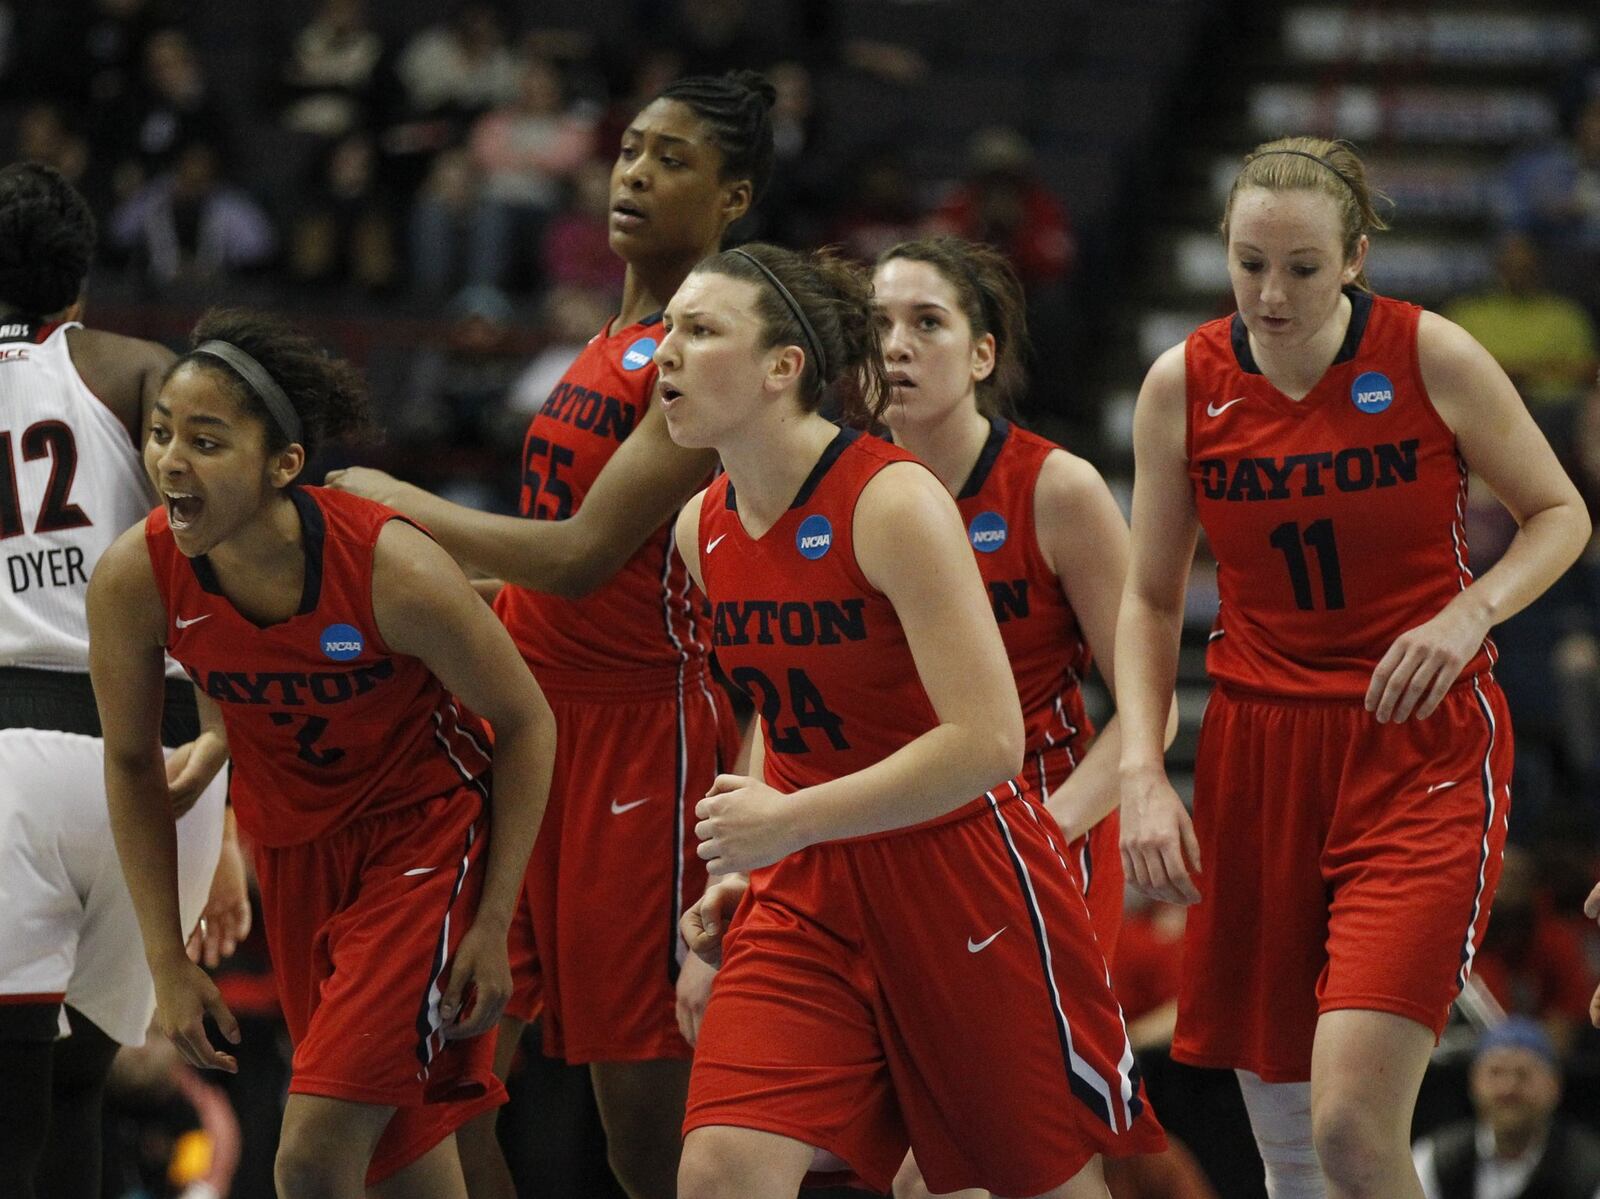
[621, 336, 658, 371]
[1350, 371, 1394, 414]
[796, 513, 832, 560]
[321, 623, 364, 661]
[968, 511, 1008, 553]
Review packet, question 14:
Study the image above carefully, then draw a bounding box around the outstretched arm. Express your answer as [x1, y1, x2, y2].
[330, 401, 718, 597]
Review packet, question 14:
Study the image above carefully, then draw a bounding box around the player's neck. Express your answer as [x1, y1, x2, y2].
[1249, 292, 1352, 401]
[719, 413, 840, 540]
[889, 403, 990, 496]
[617, 252, 705, 329]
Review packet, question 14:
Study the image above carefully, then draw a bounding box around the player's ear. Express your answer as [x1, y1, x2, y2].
[270, 444, 306, 488]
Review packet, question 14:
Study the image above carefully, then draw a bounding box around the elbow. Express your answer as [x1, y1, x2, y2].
[986, 714, 1026, 784]
[542, 547, 617, 599]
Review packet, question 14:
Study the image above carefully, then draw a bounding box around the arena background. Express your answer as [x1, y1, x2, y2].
[6, 0, 1599, 1194]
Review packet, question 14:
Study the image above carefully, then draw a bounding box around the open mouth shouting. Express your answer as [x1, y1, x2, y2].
[164, 489, 203, 532]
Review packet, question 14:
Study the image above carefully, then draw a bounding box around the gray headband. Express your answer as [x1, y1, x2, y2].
[1250, 149, 1358, 199]
[727, 248, 828, 383]
[192, 340, 303, 446]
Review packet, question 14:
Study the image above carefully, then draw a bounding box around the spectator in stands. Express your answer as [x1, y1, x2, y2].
[110, 141, 275, 287]
[104, 28, 229, 201]
[1496, 89, 1600, 318]
[15, 103, 91, 188]
[1553, 385, 1600, 787]
[539, 160, 624, 297]
[395, 1, 519, 126]
[825, 146, 926, 263]
[641, 0, 778, 79]
[288, 133, 398, 293]
[407, 146, 478, 294]
[1473, 846, 1598, 1059]
[1411, 1018, 1600, 1199]
[278, 0, 384, 147]
[1444, 233, 1598, 414]
[505, 284, 614, 422]
[467, 56, 596, 291]
[927, 125, 1076, 294]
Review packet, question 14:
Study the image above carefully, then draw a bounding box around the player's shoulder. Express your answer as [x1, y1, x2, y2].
[66, 326, 177, 429]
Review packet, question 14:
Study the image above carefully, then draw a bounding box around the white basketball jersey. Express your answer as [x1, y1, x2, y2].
[0, 320, 154, 672]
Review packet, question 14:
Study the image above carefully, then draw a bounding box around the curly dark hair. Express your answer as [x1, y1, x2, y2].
[170, 309, 375, 459]
[0, 162, 96, 317]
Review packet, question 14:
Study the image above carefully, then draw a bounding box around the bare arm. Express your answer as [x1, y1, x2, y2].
[371, 520, 557, 1035]
[330, 401, 719, 597]
[1365, 313, 1592, 722]
[1115, 345, 1204, 904]
[65, 326, 176, 450]
[1033, 450, 1177, 841]
[90, 525, 240, 1070]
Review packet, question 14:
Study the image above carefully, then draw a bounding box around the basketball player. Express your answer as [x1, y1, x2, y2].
[87, 309, 557, 1199]
[1116, 137, 1590, 1198]
[873, 238, 1176, 1199]
[661, 242, 1165, 1199]
[0, 161, 235, 1199]
[326, 70, 772, 1199]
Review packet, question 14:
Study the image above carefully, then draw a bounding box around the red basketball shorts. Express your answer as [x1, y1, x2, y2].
[1174, 677, 1513, 1083]
[1066, 809, 1124, 964]
[253, 786, 506, 1185]
[686, 785, 1165, 1196]
[508, 671, 739, 1062]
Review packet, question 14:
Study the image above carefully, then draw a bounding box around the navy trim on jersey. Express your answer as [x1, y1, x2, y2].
[1230, 287, 1374, 375]
[956, 416, 1012, 500]
[986, 784, 1120, 1133]
[790, 426, 861, 508]
[724, 426, 863, 512]
[414, 816, 479, 1074]
[190, 486, 325, 620]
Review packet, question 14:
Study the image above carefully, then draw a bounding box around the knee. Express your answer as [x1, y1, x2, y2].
[1311, 1098, 1394, 1194]
[606, 1134, 679, 1199]
[275, 1136, 356, 1199]
[677, 1139, 753, 1199]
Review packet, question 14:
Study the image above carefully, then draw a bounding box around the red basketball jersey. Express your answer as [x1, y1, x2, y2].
[146, 486, 492, 848]
[493, 316, 706, 686]
[1186, 291, 1495, 698]
[701, 429, 1012, 815]
[954, 417, 1094, 797]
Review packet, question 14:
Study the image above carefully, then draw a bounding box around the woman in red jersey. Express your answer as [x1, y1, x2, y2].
[86, 310, 556, 1199]
[872, 238, 1175, 1199]
[661, 242, 1165, 1199]
[1116, 136, 1591, 1199]
[325, 70, 773, 1199]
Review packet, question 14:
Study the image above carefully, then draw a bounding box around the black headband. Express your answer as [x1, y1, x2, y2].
[192, 340, 303, 446]
[727, 248, 828, 382]
[1250, 149, 1359, 199]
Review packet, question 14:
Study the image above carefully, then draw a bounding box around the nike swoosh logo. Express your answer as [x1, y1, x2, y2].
[707, 533, 728, 553]
[610, 798, 650, 815]
[175, 614, 211, 628]
[1206, 397, 1247, 417]
[1425, 780, 1460, 794]
[967, 927, 1006, 953]
[403, 867, 438, 876]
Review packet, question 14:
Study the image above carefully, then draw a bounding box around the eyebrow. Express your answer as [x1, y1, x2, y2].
[623, 128, 695, 148]
[152, 400, 231, 428]
[1234, 242, 1327, 256]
